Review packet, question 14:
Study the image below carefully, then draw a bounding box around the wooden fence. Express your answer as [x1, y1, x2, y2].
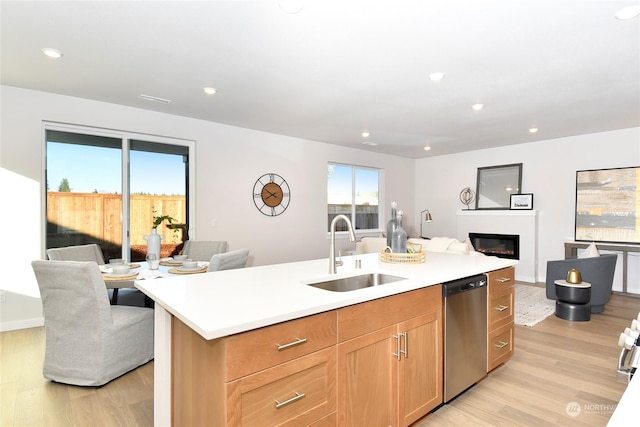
[47, 192, 186, 247]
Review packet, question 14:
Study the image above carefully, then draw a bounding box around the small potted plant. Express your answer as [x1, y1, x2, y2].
[145, 209, 178, 258]
[152, 214, 176, 230]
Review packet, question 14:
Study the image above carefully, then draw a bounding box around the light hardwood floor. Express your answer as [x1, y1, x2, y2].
[1, 288, 638, 427]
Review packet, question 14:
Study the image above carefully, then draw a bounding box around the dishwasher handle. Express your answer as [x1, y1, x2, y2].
[443, 275, 487, 297]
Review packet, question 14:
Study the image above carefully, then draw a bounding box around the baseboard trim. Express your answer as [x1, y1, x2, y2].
[0, 317, 44, 332]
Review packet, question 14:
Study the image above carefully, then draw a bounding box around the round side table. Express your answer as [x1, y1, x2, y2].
[554, 280, 591, 321]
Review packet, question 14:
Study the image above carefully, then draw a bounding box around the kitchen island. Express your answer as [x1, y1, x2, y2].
[136, 251, 517, 426]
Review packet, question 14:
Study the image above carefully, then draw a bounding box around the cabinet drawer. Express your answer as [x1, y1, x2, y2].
[487, 267, 515, 293]
[226, 347, 336, 427]
[338, 286, 442, 342]
[226, 311, 337, 380]
[488, 323, 514, 371]
[488, 287, 514, 330]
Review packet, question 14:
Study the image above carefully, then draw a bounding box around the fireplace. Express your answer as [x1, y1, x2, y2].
[469, 233, 520, 260]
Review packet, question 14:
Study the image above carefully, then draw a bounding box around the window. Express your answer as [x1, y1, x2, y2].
[327, 163, 380, 232]
[44, 123, 193, 262]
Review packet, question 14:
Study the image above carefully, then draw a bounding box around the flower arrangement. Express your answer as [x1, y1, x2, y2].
[152, 214, 176, 229]
[151, 208, 181, 243]
[152, 207, 177, 229]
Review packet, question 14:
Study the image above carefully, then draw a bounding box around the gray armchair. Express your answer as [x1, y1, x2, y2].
[183, 240, 228, 261]
[207, 248, 249, 272]
[31, 260, 154, 386]
[545, 254, 617, 313]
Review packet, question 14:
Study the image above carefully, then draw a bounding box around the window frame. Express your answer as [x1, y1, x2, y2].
[42, 121, 196, 261]
[327, 162, 383, 235]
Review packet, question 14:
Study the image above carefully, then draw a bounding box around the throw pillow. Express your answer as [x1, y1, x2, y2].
[427, 237, 457, 252]
[579, 242, 600, 258]
[447, 241, 470, 255]
[463, 238, 475, 252]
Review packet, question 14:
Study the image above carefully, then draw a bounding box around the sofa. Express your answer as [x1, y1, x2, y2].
[355, 236, 484, 256]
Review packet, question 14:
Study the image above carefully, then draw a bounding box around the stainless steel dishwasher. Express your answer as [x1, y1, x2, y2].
[442, 274, 488, 402]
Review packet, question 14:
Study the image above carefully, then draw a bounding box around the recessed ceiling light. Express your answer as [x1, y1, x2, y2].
[279, 0, 304, 14]
[428, 72, 445, 82]
[361, 131, 370, 138]
[529, 127, 539, 134]
[472, 103, 484, 111]
[41, 48, 63, 59]
[615, 5, 640, 20]
[423, 146, 432, 151]
[361, 141, 378, 146]
[203, 87, 217, 95]
[138, 94, 172, 104]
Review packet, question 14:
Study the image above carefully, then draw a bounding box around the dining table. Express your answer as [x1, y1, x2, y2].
[101, 258, 209, 305]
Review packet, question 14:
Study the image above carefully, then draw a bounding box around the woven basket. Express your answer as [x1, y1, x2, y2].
[380, 250, 425, 264]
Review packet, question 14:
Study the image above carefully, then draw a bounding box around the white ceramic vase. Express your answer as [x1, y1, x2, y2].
[144, 228, 163, 259]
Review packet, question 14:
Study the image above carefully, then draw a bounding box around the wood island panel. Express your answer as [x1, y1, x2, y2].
[337, 285, 441, 342]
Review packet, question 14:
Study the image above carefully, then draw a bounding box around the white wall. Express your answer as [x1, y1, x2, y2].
[2, 84, 638, 330]
[414, 127, 640, 282]
[0, 85, 415, 330]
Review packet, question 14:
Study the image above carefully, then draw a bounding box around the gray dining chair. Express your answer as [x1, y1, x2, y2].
[31, 260, 154, 386]
[183, 240, 228, 261]
[46, 243, 144, 306]
[46, 243, 105, 264]
[207, 248, 250, 272]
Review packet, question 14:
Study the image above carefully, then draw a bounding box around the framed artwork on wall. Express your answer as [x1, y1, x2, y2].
[475, 163, 523, 209]
[510, 193, 533, 210]
[575, 166, 640, 244]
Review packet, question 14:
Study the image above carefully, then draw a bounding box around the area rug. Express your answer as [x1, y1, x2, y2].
[514, 284, 556, 327]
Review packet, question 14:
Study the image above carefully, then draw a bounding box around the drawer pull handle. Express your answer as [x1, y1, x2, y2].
[275, 392, 306, 409]
[497, 277, 511, 283]
[495, 305, 509, 312]
[495, 341, 509, 349]
[277, 338, 307, 351]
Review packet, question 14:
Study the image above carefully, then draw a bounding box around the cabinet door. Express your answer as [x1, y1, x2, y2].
[398, 311, 443, 427]
[488, 285, 514, 331]
[486, 267, 515, 290]
[226, 347, 336, 427]
[488, 322, 514, 372]
[337, 325, 399, 427]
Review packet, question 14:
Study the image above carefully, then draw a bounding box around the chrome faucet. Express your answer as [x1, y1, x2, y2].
[329, 214, 356, 274]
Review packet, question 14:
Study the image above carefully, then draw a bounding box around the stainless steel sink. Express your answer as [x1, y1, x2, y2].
[307, 273, 407, 292]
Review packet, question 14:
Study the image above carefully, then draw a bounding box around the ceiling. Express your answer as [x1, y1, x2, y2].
[2, 0, 639, 159]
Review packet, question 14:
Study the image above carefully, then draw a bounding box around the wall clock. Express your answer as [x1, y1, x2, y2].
[253, 173, 291, 216]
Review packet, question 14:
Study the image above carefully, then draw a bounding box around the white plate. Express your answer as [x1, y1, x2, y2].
[177, 266, 202, 272]
[104, 272, 134, 278]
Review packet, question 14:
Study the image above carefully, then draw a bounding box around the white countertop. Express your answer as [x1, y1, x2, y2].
[135, 252, 517, 340]
[608, 373, 639, 426]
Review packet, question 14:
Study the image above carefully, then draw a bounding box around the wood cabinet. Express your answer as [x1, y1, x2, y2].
[336, 286, 443, 427]
[172, 310, 337, 426]
[170, 285, 453, 426]
[486, 267, 515, 372]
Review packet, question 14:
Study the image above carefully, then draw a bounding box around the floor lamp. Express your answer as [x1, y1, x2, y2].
[420, 209, 433, 238]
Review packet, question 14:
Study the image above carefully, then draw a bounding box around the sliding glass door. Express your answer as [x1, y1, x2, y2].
[45, 124, 193, 262]
[129, 139, 189, 260]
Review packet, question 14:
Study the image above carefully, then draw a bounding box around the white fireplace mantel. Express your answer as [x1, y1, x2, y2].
[456, 210, 539, 282]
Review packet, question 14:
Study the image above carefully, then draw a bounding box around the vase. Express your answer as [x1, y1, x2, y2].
[144, 228, 163, 259]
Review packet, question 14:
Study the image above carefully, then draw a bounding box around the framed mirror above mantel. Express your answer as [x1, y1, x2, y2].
[475, 163, 523, 210]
